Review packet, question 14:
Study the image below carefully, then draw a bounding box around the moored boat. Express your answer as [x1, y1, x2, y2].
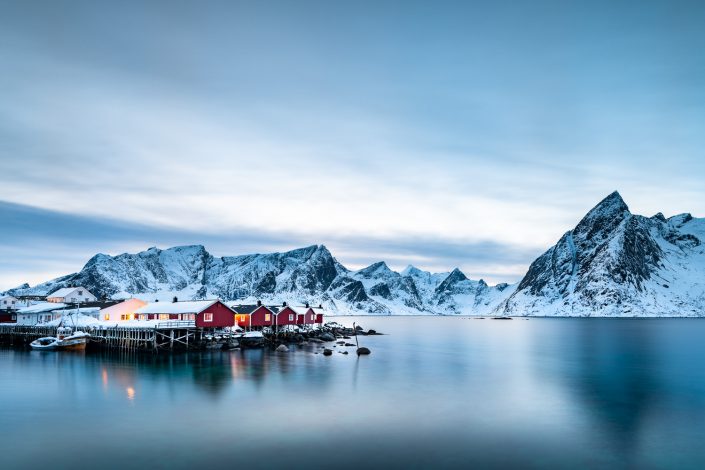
[30, 327, 90, 351]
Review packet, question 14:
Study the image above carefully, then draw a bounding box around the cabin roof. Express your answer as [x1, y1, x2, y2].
[18, 302, 68, 313]
[290, 306, 312, 315]
[135, 300, 220, 315]
[230, 304, 259, 314]
[47, 287, 85, 298]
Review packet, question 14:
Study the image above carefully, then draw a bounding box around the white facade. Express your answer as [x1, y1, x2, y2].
[16, 302, 66, 325]
[46, 287, 97, 304]
[0, 296, 19, 310]
[99, 299, 147, 321]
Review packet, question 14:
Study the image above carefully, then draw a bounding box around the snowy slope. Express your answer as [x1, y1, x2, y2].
[500, 192, 705, 316]
[8, 245, 510, 315]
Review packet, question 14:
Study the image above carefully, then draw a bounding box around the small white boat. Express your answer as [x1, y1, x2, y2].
[30, 327, 90, 351]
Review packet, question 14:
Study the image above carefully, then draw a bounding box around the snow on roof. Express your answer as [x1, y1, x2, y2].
[51, 307, 100, 314]
[135, 300, 221, 315]
[291, 306, 312, 315]
[47, 287, 80, 298]
[231, 304, 260, 314]
[100, 298, 147, 314]
[44, 313, 102, 327]
[18, 302, 67, 313]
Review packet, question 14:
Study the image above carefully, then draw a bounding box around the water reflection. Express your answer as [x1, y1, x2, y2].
[3, 318, 705, 469]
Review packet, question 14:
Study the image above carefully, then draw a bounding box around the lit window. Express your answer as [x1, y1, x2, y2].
[159, 314, 169, 320]
[105, 314, 110, 321]
[204, 313, 213, 322]
[265, 314, 270, 321]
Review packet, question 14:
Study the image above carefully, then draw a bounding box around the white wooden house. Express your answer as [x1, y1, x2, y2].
[0, 295, 19, 310]
[47, 287, 97, 304]
[16, 302, 67, 325]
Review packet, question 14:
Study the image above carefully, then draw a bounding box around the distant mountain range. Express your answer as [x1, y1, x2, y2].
[7, 192, 705, 316]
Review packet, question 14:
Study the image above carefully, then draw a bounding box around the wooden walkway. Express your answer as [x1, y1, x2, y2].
[0, 324, 235, 353]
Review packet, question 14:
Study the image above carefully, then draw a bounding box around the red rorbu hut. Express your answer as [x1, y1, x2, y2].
[313, 305, 324, 324]
[134, 300, 235, 328]
[272, 302, 297, 328]
[292, 304, 317, 325]
[231, 301, 274, 329]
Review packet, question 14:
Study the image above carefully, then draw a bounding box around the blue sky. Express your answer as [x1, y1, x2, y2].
[1, 0, 704, 290]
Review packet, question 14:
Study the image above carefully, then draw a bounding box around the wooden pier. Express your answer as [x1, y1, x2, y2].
[0, 323, 235, 353]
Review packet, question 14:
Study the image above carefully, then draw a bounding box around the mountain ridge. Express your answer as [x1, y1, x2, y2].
[7, 192, 705, 316]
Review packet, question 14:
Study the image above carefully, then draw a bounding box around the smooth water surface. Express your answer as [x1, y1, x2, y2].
[2, 317, 705, 469]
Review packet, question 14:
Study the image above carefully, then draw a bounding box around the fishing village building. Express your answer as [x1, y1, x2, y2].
[16, 302, 68, 325]
[0, 295, 19, 311]
[98, 298, 148, 321]
[231, 301, 275, 329]
[47, 287, 97, 304]
[134, 300, 236, 327]
[0, 296, 18, 323]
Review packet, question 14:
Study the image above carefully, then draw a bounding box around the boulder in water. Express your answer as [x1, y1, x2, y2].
[356, 347, 371, 356]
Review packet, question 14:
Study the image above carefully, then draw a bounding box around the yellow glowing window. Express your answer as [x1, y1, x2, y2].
[265, 314, 270, 321]
[104, 314, 110, 321]
[159, 314, 169, 320]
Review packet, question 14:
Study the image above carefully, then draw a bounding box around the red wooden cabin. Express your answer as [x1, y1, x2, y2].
[231, 301, 274, 329]
[134, 300, 235, 328]
[273, 303, 297, 327]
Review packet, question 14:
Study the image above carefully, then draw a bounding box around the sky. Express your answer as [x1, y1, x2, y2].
[1, 0, 704, 290]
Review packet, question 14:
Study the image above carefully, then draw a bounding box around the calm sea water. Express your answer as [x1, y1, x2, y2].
[2, 317, 705, 469]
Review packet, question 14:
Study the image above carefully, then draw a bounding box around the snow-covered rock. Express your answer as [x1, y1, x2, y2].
[8, 245, 510, 315]
[8, 191, 703, 316]
[500, 191, 705, 316]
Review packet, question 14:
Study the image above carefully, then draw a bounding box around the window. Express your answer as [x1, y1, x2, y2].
[78, 290, 83, 296]
[311, 314, 315, 320]
[159, 314, 169, 320]
[265, 313, 270, 322]
[204, 313, 213, 322]
[104, 314, 110, 321]
[288, 314, 294, 321]
[11, 315, 16, 321]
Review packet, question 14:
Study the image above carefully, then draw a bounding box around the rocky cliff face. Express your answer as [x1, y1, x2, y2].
[9, 244, 510, 315]
[502, 192, 705, 316]
[9, 192, 704, 316]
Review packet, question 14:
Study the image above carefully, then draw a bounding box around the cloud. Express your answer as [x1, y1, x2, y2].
[0, 200, 539, 290]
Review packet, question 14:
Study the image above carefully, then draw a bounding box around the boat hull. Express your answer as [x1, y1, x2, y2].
[30, 333, 89, 351]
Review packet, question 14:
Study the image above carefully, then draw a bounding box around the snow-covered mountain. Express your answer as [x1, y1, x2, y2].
[7, 244, 511, 315]
[501, 191, 705, 316]
[8, 191, 704, 316]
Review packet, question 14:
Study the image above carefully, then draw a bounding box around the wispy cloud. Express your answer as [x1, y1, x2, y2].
[0, 1, 704, 290]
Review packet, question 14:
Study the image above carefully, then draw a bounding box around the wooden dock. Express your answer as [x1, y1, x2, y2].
[0, 323, 236, 353]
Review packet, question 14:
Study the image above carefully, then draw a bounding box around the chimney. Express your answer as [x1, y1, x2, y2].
[257, 300, 262, 307]
[172, 296, 178, 303]
[319, 304, 323, 309]
[282, 301, 287, 307]
[305, 302, 309, 308]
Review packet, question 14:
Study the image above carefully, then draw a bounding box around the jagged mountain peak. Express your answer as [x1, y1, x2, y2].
[446, 268, 468, 282]
[357, 261, 395, 278]
[503, 192, 705, 316]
